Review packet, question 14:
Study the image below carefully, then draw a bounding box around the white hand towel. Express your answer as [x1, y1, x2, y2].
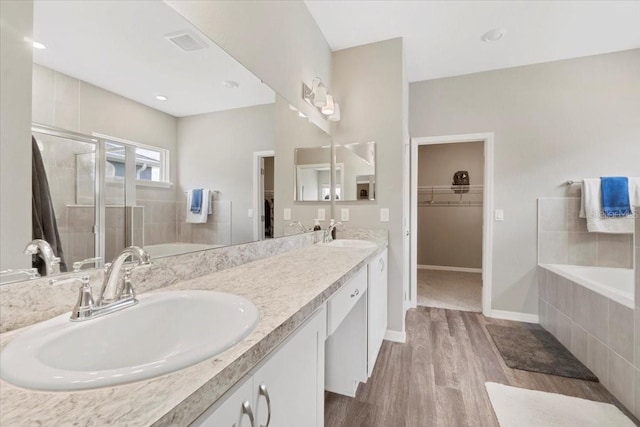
[186, 189, 210, 223]
[580, 177, 638, 234]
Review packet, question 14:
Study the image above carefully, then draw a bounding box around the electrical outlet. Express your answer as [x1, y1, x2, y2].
[494, 209, 504, 221]
[380, 208, 389, 222]
[317, 208, 326, 221]
[284, 208, 291, 220]
[248, 208, 253, 218]
[341, 208, 349, 222]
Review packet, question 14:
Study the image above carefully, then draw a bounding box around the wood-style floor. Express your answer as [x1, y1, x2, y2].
[325, 307, 639, 427]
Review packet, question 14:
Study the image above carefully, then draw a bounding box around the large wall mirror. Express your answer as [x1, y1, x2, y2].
[1, 0, 328, 285]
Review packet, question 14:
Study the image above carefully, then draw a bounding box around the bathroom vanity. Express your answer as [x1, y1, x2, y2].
[0, 236, 388, 426]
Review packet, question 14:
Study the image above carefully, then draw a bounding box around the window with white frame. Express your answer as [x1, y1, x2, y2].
[105, 141, 170, 185]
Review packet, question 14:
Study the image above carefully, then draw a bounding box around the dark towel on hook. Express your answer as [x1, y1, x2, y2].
[32, 136, 67, 273]
[601, 176, 631, 217]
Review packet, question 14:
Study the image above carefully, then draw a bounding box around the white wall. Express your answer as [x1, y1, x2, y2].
[417, 142, 484, 268]
[0, 0, 33, 270]
[165, 0, 332, 133]
[410, 49, 640, 315]
[331, 38, 407, 335]
[177, 104, 275, 245]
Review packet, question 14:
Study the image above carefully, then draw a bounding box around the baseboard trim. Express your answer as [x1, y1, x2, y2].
[418, 264, 482, 273]
[489, 310, 539, 324]
[384, 330, 406, 343]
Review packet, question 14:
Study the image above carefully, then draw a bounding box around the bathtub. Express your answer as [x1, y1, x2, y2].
[144, 243, 225, 258]
[539, 263, 634, 308]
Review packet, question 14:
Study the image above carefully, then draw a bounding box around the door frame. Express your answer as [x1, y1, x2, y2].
[409, 132, 494, 316]
[253, 150, 275, 241]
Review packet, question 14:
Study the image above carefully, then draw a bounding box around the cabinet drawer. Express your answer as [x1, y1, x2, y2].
[327, 267, 367, 336]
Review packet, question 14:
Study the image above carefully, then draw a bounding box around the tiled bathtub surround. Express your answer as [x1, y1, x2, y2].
[539, 209, 639, 418]
[538, 198, 634, 268]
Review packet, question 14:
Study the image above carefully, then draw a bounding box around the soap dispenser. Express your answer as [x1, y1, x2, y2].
[313, 219, 321, 231]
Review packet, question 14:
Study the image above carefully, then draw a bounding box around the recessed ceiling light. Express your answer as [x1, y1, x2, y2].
[155, 95, 168, 101]
[481, 28, 507, 43]
[33, 41, 46, 50]
[223, 80, 239, 89]
[298, 111, 306, 118]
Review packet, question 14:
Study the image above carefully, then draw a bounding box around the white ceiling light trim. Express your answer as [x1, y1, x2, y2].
[481, 28, 507, 42]
[223, 80, 239, 89]
[155, 95, 168, 101]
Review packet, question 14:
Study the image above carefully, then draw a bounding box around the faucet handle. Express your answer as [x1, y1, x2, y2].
[70, 276, 95, 321]
[120, 267, 136, 300]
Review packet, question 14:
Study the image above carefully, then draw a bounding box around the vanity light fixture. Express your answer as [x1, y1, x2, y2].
[302, 77, 340, 121]
[481, 28, 507, 42]
[155, 95, 168, 101]
[33, 41, 46, 50]
[223, 80, 239, 89]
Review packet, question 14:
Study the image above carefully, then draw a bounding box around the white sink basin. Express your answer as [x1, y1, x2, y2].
[0, 290, 258, 391]
[321, 239, 377, 249]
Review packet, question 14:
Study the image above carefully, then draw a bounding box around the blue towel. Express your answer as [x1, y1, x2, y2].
[190, 189, 203, 214]
[601, 177, 631, 217]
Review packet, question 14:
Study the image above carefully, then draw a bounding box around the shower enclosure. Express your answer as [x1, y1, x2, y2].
[31, 123, 137, 270]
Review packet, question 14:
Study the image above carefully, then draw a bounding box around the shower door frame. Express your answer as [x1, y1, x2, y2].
[31, 123, 106, 267]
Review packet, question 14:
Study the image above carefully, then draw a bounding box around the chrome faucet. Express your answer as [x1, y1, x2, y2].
[24, 239, 60, 276]
[70, 246, 150, 321]
[98, 246, 150, 305]
[323, 221, 344, 243]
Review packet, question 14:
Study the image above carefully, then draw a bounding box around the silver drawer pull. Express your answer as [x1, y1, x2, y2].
[242, 400, 256, 427]
[351, 288, 360, 298]
[258, 383, 272, 427]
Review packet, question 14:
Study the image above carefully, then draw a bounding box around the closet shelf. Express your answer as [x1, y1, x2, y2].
[418, 201, 483, 208]
[418, 185, 484, 194]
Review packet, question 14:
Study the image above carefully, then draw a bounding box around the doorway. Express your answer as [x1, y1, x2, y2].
[253, 150, 275, 241]
[410, 133, 494, 316]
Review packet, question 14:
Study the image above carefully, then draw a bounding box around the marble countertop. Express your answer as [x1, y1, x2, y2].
[0, 239, 386, 426]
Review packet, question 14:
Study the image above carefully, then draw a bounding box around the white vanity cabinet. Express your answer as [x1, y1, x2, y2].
[192, 306, 327, 427]
[367, 248, 388, 377]
[325, 266, 368, 397]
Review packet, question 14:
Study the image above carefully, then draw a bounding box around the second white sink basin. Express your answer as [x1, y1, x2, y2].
[0, 290, 259, 391]
[321, 239, 377, 249]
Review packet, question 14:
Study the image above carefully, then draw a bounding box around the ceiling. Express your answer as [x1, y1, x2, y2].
[33, 1, 274, 117]
[305, 0, 640, 82]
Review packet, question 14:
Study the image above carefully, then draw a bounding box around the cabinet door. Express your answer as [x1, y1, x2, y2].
[252, 306, 326, 427]
[367, 248, 388, 377]
[191, 375, 255, 427]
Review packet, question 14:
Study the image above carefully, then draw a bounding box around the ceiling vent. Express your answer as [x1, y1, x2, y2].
[164, 30, 208, 52]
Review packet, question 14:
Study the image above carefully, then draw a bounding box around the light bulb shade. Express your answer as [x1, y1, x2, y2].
[321, 95, 335, 115]
[328, 103, 341, 122]
[313, 83, 328, 107]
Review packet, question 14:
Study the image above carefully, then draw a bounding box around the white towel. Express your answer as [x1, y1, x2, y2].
[186, 189, 211, 223]
[580, 177, 639, 234]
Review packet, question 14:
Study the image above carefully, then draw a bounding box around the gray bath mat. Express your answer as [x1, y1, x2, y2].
[486, 324, 598, 381]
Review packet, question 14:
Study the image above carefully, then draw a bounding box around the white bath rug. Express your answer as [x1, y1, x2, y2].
[485, 382, 635, 427]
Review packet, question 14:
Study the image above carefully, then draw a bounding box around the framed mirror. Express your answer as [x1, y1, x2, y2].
[335, 141, 376, 201]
